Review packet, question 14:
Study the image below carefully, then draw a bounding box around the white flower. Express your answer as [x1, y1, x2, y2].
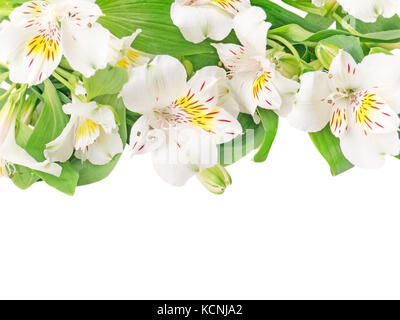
[0, 90, 62, 178]
[212, 7, 299, 116]
[120, 55, 242, 186]
[312, 0, 399, 22]
[44, 100, 123, 165]
[107, 29, 151, 71]
[0, 0, 111, 85]
[288, 50, 400, 168]
[171, 0, 250, 44]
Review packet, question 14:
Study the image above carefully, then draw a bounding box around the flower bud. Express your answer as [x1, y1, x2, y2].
[273, 53, 301, 80]
[19, 94, 38, 125]
[315, 42, 340, 69]
[197, 164, 232, 195]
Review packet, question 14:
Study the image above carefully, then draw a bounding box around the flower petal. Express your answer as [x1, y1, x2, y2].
[329, 98, 349, 138]
[211, 43, 248, 72]
[0, 22, 62, 85]
[171, 2, 233, 44]
[129, 115, 165, 155]
[340, 127, 400, 169]
[191, 66, 240, 118]
[78, 130, 123, 165]
[9, 1, 50, 27]
[63, 102, 118, 133]
[328, 50, 360, 91]
[272, 70, 300, 117]
[55, 0, 103, 29]
[358, 53, 400, 113]
[288, 71, 331, 132]
[152, 127, 218, 186]
[351, 90, 400, 135]
[2, 119, 62, 176]
[121, 55, 187, 114]
[44, 115, 78, 163]
[252, 70, 282, 111]
[62, 22, 110, 78]
[338, 0, 399, 23]
[233, 6, 271, 54]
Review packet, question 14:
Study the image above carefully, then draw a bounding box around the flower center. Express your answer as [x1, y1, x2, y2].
[75, 118, 101, 151]
[154, 89, 218, 134]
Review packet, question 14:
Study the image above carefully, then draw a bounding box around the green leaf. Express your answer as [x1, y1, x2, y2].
[83, 65, 129, 100]
[25, 80, 69, 160]
[35, 162, 79, 196]
[24, 80, 79, 194]
[354, 15, 400, 34]
[11, 165, 39, 190]
[219, 113, 265, 166]
[309, 125, 354, 176]
[253, 108, 279, 163]
[97, 0, 214, 56]
[369, 47, 393, 55]
[252, 0, 334, 32]
[10, 121, 40, 190]
[71, 94, 127, 186]
[319, 35, 365, 62]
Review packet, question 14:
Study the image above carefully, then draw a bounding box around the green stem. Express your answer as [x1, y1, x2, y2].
[268, 34, 301, 60]
[267, 38, 284, 51]
[332, 12, 361, 36]
[52, 71, 74, 91]
[0, 83, 16, 102]
[56, 67, 76, 81]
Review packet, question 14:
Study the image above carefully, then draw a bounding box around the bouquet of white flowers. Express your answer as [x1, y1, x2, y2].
[1, 0, 400, 195]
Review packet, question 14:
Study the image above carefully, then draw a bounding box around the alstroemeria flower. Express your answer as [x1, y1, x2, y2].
[171, 0, 250, 44]
[44, 100, 123, 165]
[0, 0, 110, 85]
[288, 51, 400, 168]
[312, 0, 399, 22]
[212, 7, 299, 116]
[107, 29, 151, 71]
[0, 90, 62, 178]
[120, 55, 242, 186]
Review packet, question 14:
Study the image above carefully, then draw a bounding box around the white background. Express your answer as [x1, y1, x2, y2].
[1, 1, 400, 300]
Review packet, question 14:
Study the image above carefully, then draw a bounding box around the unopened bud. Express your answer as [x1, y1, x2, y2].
[197, 164, 232, 195]
[19, 94, 38, 125]
[274, 53, 301, 80]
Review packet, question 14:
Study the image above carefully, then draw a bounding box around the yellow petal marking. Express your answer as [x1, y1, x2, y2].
[252, 71, 271, 100]
[26, 33, 60, 63]
[210, 0, 243, 11]
[173, 89, 223, 134]
[116, 49, 141, 70]
[75, 118, 101, 150]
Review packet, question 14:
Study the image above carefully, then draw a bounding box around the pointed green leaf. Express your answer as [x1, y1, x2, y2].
[310, 125, 354, 176]
[84, 65, 129, 101]
[253, 108, 279, 163]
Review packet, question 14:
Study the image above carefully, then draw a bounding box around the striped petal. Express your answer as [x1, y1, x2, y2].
[351, 90, 400, 135]
[55, 0, 103, 30]
[329, 99, 349, 138]
[0, 22, 62, 85]
[9, 1, 51, 27]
